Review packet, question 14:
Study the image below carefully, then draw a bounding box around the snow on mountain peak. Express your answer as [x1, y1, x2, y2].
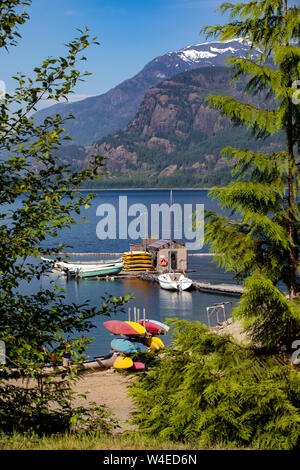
[167, 38, 262, 65]
[210, 46, 237, 54]
[178, 49, 217, 63]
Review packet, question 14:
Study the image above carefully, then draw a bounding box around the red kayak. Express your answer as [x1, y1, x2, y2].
[103, 320, 142, 336]
[139, 320, 163, 335]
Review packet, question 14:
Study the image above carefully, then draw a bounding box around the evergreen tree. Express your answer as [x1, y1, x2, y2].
[130, 1, 300, 450]
[130, 320, 300, 449]
[201, 0, 300, 350]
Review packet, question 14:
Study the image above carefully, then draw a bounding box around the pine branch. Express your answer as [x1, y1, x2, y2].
[205, 94, 278, 135]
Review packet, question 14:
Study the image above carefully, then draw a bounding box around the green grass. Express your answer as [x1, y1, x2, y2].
[0, 431, 200, 450]
[0, 431, 246, 450]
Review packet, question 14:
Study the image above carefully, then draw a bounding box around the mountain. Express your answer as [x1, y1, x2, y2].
[34, 39, 263, 146]
[82, 66, 283, 188]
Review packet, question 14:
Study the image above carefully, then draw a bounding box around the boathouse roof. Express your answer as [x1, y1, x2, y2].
[147, 239, 185, 250]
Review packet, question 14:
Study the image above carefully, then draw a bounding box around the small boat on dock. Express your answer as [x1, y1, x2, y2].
[157, 190, 192, 292]
[75, 262, 123, 278]
[158, 272, 192, 291]
[41, 257, 123, 278]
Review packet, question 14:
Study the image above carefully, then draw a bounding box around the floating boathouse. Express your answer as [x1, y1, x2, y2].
[130, 238, 187, 273]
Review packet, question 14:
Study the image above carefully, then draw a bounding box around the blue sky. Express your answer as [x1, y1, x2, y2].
[0, 0, 258, 101]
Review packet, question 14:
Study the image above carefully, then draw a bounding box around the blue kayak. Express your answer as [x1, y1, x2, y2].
[111, 338, 138, 354]
[134, 342, 149, 352]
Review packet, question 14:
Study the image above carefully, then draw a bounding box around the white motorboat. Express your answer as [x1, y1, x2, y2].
[157, 189, 192, 292]
[41, 257, 123, 278]
[158, 272, 192, 291]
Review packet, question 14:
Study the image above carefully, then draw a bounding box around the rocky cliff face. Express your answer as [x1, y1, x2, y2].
[34, 39, 263, 146]
[85, 66, 282, 187]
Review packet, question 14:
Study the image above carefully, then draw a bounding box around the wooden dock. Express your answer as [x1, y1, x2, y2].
[117, 272, 243, 296]
[55, 252, 123, 256]
[192, 281, 243, 296]
[50, 253, 244, 296]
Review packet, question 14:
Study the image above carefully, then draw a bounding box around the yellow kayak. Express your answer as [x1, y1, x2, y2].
[123, 262, 153, 266]
[123, 258, 153, 262]
[124, 261, 152, 268]
[123, 254, 152, 257]
[113, 356, 134, 369]
[144, 336, 165, 351]
[144, 337, 159, 351]
[122, 254, 152, 260]
[124, 321, 146, 335]
[152, 336, 165, 349]
[123, 251, 151, 256]
[123, 258, 152, 263]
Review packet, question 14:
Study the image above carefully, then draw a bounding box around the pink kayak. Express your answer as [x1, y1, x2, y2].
[139, 320, 168, 335]
[132, 361, 145, 370]
[139, 320, 162, 335]
[103, 320, 142, 336]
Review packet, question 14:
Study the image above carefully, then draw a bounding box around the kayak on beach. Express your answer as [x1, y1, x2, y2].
[103, 320, 144, 336]
[139, 319, 169, 335]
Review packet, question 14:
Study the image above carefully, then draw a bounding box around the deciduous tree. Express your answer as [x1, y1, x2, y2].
[0, 0, 128, 433]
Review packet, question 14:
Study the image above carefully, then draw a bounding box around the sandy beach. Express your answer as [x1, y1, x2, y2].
[72, 368, 136, 432]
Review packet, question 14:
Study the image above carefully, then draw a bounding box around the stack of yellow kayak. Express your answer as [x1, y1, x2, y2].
[122, 251, 154, 271]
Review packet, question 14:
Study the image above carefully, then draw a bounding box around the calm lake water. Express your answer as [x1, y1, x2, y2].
[19, 189, 241, 357]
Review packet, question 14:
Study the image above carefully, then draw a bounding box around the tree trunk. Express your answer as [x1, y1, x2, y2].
[284, 0, 297, 349]
[287, 159, 297, 300]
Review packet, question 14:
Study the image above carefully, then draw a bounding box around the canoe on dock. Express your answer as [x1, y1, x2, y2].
[41, 257, 124, 278]
[76, 263, 123, 278]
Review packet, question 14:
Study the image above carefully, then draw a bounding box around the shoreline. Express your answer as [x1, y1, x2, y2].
[75, 187, 212, 191]
[54, 252, 215, 256]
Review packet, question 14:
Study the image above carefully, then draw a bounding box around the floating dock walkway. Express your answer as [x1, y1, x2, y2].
[123, 272, 244, 296]
[192, 281, 243, 296]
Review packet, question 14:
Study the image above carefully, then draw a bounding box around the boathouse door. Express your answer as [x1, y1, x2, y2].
[169, 252, 177, 270]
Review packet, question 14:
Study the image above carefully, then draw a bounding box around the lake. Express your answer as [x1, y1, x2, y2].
[19, 189, 241, 357]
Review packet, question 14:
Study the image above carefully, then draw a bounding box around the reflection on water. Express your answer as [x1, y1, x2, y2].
[15, 190, 242, 356]
[24, 264, 240, 357]
[38, 274, 240, 356]
[159, 289, 193, 312]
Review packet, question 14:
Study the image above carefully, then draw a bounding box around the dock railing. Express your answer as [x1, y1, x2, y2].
[206, 301, 232, 327]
